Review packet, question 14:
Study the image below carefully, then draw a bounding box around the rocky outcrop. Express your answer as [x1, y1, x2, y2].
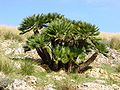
[85, 68, 109, 79]
[8, 79, 35, 90]
[75, 82, 120, 90]
[24, 76, 37, 86]
[0, 78, 11, 90]
[95, 48, 120, 66]
[7, 76, 37, 90]
[0, 72, 11, 90]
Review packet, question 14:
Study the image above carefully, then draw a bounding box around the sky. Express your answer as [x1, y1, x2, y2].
[0, 0, 120, 32]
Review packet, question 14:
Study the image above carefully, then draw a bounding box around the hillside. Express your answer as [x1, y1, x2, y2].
[0, 25, 120, 90]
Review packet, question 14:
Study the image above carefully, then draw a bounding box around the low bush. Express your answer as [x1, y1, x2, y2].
[109, 37, 120, 51]
[20, 59, 35, 75]
[0, 53, 14, 74]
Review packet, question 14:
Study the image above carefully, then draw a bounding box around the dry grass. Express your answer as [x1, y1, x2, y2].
[0, 25, 19, 34]
[0, 53, 14, 74]
[99, 32, 120, 50]
[0, 25, 31, 41]
[99, 32, 120, 41]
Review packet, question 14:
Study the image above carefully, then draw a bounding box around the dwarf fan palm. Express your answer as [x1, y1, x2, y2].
[18, 13, 108, 72]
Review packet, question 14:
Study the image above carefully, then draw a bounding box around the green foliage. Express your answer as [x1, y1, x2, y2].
[3, 32, 13, 40]
[54, 79, 75, 90]
[20, 59, 35, 75]
[106, 77, 119, 85]
[0, 53, 14, 74]
[18, 13, 107, 71]
[70, 73, 96, 83]
[100, 64, 114, 74]
[53, 45, 70, 64]
[26, 34, 45, 49]
[9, 42, 19, 49]
[93, 41, 108, 54]
[18, 13, 64, 34]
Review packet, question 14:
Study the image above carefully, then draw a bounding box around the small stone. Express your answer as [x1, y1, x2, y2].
[0, 72, 6, 78]
[44, 84, 55, 90]
[70, 79, 75, 83]
[24, 76, 37, 85]
[112, 84, 120, 90]
[53, 75, 65, 81]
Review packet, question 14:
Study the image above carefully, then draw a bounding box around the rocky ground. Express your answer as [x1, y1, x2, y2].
[0, 39, 120, 90]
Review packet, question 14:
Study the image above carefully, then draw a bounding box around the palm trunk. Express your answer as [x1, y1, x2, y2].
[36, 48, 46, 62]
[41, 48, 51, 62]
[78, 52, 98, 72]
[33, 30, 51, 64]
[36, 47, 51, 64]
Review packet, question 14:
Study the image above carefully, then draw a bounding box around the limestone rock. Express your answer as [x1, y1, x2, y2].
[24, 76, 37, 86]
[4, 48, 14, 55]
[0, 77, 11, 90]
[14, 47, 24, 54]
[112, 84, 120, 90]
[44, 84, 55, 90]
[85, 68, 108, 79]
[76, 82, 113, 90]
[8, 79, 35, 90]
[94, 80, 106, 84]
[53, 75, 66, 81]
[0, 72, 6, 78]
